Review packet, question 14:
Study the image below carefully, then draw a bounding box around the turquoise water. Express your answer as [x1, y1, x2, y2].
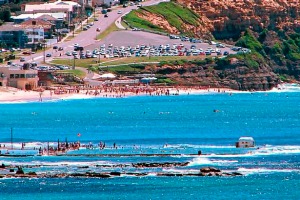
[0, 91, 300, 199]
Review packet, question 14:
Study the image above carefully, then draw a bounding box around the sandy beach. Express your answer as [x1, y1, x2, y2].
[0, 85, 240, 103]
[1, 84, 295, 103]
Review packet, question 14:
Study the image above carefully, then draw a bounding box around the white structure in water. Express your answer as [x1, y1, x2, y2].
[235, 137, 255, 148]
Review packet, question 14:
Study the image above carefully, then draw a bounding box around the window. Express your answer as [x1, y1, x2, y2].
[26, 74, 37, 78]
[20, 74, 25, 78]
[10, 74, 14, 78]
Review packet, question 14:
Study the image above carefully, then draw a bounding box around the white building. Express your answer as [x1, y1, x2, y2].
[24, 28, 44, 45]
[94, 0, 119, 6]
[236, 137, 255, 148]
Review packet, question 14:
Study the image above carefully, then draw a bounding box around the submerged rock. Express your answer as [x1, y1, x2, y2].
[16, 167, 24, 175]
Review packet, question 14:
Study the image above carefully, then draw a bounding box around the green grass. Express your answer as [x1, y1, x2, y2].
[123, 10, 164, 32]
[100, 56, 203, 66]
[51, 58, 99, 68]
[63, 69, 86, 78]
[96, 23, 120, 40]
[51, 56, 208, 73]
[101, 65, 144, 74]
[123, 2, 200, 36]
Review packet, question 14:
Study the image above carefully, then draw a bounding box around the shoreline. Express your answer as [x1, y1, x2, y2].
[0, 83, 299, 103]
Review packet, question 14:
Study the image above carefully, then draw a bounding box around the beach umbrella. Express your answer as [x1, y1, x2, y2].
[99, 73, 116, 79]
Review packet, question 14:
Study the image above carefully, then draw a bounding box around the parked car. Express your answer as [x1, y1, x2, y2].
[46, 53, 52, 57]
[53, 46, 58, 50]
[104, 14, 108, 18]
[223, 51, 229, 56]
[58, 47, 63, 51]
[20, 57, 26, 62]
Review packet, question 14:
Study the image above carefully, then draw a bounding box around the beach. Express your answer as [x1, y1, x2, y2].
[0, 85, 237, 103]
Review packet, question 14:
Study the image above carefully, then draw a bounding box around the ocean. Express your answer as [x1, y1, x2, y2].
[0, 88, 299, 199]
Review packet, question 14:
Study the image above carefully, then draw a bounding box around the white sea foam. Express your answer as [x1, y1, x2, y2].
[0, 160, 115, 167]
[188, 157, 238, 166]
[268, 83, 300, 93]
[237, 167, 300, 175]
[162, 168, 199, 173]
[252, 145, 300, 156]
[165, 144, 234, 149]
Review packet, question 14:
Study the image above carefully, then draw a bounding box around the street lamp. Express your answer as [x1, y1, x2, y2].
[98, 51, 100, 64]
[43, 40, 46, 63]
[73, 55, 76, 70]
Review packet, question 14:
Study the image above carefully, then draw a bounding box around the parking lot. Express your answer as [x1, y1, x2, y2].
[62, 30, 247, 60]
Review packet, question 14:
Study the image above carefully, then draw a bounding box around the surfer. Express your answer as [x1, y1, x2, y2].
[198, 150, 202, 155]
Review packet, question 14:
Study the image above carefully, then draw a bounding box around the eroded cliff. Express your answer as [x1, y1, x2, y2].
[176, 0, 300, 39]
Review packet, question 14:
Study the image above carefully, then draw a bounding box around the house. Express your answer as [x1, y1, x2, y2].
[235, 137, 255, 148]
[0, 23, 28, 48]
[12, 13, 66, 29]
[18, 19, 55, 48]
[0, 66, 39, 90]
[23, 0, 81, 24]
[37, 14, 64, 29]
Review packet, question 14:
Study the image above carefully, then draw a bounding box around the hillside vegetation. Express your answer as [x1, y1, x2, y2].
[123, 2, 211, 38]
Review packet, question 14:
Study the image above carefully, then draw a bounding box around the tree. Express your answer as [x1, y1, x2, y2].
[0, 7, 11, 22]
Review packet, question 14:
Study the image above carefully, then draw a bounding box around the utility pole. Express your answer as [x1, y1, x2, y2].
[73, 55, 76, 70]
[73, 22, 75, 38]
[98, 51, 100, 64]
[43, 40, 46, 63]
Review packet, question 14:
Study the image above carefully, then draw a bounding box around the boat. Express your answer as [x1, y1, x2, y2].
[235, 137, 255, 148]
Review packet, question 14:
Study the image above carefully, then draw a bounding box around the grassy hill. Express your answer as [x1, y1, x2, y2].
[123, 2, 209, 38]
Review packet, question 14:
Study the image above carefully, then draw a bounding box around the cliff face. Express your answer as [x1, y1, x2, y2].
[176, 0, 300, 39]
[147, 59, 280, 91]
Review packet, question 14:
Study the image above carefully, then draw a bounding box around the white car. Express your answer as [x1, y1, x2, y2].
[74, 43, 79, 47]
[117, 10, 122, 14]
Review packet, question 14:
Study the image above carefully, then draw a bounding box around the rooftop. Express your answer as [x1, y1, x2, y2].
[0, 23, 23, 32]
[238, 137, 254, 141]
[18, 19, 54, 29]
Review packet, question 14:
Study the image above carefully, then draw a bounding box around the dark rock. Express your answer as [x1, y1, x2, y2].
[132, 162, 189, 168]
[78, 166, 89, 169]
[110, 172, 121, 176]
[16, 167, 24, 175]
[231, 172, 243, 176]
[27, 172, 37, 176]
[85, 172, 111, 178]
[200, 167, 211, 173]
[200, 167, 221, 173]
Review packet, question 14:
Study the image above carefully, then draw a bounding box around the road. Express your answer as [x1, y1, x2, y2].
[15, 0, 164, 65]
